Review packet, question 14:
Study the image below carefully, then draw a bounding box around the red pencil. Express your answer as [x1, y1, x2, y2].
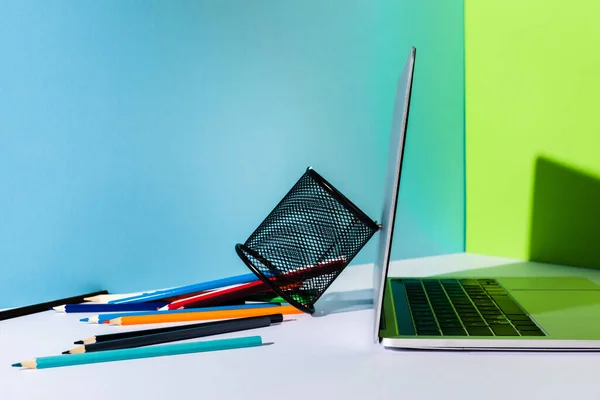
[159, 281, 267, 310]
[160, 257, 346, 310]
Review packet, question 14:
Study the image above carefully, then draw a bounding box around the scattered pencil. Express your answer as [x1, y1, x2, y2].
[13, 336, 265, 369]
[53, 302, 167, 313]
[75, 314, 284, 345]
[0, 290, 108, 322]
[64, 314, 283, 354]
[83, 292, 145, 304]
[82, 303, 281, 324]
[109, 305, 303, 326]
[159, 280, 273, 311]
[160, 257, 346, 311]
[109, 274, 259, 304]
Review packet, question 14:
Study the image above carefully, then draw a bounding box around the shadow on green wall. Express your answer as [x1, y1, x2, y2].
[529, 156, 600, 269]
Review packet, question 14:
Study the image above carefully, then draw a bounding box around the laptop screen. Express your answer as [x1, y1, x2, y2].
[372, 47, 416, 343]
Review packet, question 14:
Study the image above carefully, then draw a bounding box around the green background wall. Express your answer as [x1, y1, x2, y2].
[466, 1, 600, 268]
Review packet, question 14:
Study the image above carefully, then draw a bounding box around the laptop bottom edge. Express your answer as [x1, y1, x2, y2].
[380, 337, 600, 351]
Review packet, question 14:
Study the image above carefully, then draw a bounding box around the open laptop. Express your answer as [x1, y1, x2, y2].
[373, 46, 600, 350]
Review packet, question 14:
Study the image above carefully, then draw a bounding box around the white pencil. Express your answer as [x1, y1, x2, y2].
[83, 293, 143, 304]
[84, 285, 182, 304]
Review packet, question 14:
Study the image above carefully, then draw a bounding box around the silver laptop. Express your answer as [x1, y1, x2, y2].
[373, 46, 600, 350]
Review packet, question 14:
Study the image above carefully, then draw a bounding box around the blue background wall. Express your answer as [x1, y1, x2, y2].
[0, 1, 464, 307]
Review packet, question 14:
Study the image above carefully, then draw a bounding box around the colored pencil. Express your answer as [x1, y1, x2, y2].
[160, 280, 271, 310]
[110, 274, 258, 304]
[161, 257, 347, 310]
[84, 292, 146, 304]
[12, 336, 263, 369]
[53, 302, 167, 313]
[82, 303, 281, 324]
[75, 314, 283, 345]
[88, 289, 217, 304]
[109, 305, 302, 325]
[0, 290, 108, 322]
[65, 314, 282, 354]
[158, 282, 300, 311]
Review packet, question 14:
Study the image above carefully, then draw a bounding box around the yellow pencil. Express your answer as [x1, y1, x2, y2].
[108, 305, 303, 326]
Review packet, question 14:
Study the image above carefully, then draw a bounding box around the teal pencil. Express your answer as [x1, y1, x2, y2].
[12, 336, 263, 369]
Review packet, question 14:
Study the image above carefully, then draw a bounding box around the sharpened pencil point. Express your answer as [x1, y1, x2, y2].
[74, 340, 84, 345]
[80, 318, 89, 322]
[158, 305, 169, 311]
[11, 363, 21, 368]
[61, 350, 70, 355]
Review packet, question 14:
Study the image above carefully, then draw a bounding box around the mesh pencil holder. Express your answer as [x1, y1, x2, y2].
[235, 167, 380, 314]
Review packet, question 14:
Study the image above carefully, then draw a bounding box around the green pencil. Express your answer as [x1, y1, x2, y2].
[12, 336, 263, 369]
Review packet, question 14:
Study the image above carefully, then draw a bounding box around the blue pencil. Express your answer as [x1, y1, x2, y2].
[12, 335, 264, 369]
[82, 303, 281, 324]
[53, 303, 167, 313]
[109, 273, 259, 304]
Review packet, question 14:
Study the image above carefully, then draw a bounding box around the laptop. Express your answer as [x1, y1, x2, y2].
[373, 46, 600, 350]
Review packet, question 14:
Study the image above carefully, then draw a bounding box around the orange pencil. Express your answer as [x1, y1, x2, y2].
[108, 305, 303, 326]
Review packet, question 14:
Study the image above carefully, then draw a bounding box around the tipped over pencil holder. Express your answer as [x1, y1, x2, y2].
[235, 167, 379, 314]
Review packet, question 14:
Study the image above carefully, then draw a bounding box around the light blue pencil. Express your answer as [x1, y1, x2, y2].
[12, 336, 264, 369]
[109, 273, 259, 304]
[81, 303, 281, 324]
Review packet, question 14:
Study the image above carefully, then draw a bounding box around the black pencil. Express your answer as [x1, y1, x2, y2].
[64, 313, 283, 354]
[0, 290, 109, 321]
[75, 314, 281, 345]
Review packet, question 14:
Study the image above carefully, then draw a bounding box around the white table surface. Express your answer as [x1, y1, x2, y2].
[2, 252, 600, 400]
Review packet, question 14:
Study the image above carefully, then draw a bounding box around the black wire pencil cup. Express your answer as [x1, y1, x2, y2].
[236, 167, 380, 314]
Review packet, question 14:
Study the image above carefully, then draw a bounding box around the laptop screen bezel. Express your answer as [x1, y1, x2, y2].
[372, 47, 416, 343]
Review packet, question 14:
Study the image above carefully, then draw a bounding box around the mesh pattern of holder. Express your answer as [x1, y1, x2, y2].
[235, 167, 379, 314]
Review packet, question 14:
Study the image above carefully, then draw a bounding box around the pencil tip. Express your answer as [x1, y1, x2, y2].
[79, 318, 89, 322]
[158, 305, 169, 311]
[262, 342, 275, 346]
[74, 340, 84, 345]
[11, 363, 21, 368]
[61, 350, 70, 355]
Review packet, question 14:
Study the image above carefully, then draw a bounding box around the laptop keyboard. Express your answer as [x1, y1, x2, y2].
[395, 279, 545, 337]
